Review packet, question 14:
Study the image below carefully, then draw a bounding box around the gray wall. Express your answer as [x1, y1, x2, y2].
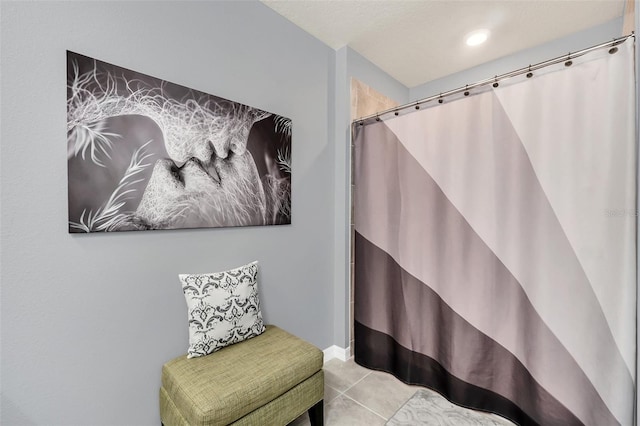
[0, 1, 335, 424]
[410, 17, 624, 101]
[347, 48, 410, 104]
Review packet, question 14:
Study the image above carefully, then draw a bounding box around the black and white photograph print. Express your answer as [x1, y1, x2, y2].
[67, 51, 292, 233]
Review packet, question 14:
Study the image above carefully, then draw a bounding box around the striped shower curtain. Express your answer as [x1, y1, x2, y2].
[353, 39, 636, 426]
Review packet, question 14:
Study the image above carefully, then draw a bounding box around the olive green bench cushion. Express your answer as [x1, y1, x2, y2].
[160, 325, 324, 425]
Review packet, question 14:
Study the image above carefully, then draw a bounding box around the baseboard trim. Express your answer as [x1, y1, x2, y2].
[323, 345, 351, 363]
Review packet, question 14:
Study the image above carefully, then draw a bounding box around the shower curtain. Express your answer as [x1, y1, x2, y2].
[353, 39, 636, 426]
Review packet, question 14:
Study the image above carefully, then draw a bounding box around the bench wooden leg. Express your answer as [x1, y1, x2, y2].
[308, 400, 324, 426]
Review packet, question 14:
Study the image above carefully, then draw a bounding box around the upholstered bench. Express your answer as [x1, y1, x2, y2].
[160, 325, 324, 426]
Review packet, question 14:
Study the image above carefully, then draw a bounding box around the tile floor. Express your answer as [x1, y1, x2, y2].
[290, 358, 513, 426]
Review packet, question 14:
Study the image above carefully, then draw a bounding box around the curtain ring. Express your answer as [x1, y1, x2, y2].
[526, 65, 533, 78]
[464, 85, 470, 96]
[565, 53, 572, 67]
[492, 77, 499, 88]
[438, 94, 444, 104]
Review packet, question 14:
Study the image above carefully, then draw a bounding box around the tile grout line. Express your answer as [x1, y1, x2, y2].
[335, 366, 422, 422]
[326, 361, 400, 422]
[341, 393, 388, 421]
[325, 368, 372, 409]
[340, 370, 372, 395]
[338, 369, 391, 421]
[325, 384, 342, 404]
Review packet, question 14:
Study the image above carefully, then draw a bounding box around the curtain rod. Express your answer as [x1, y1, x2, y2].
[355, 32, 635, 125]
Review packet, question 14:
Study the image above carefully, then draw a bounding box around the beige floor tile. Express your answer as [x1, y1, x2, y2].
[344, 370, 419, 419]
[325, 395, 386, 426]
[288, 412, 311, 426]
[325, 385, 341, 404]
[287, 385, 344, 425]
[291, 361, 517, 425]
[323, 358, 371, 392]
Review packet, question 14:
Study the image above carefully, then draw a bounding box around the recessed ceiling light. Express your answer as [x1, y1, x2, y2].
[466, 29, 490, 47]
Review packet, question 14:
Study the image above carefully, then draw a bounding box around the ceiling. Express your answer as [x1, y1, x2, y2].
[261, 0, 626, 88]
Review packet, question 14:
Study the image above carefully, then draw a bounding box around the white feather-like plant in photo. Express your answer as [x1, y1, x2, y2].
[274, 115, 291, 137]
[68, 120, 121, 168]
[277, 144, 291, 174]
[69, 140, 154, 232]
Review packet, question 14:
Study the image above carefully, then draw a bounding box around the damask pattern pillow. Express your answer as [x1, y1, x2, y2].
[179, 260, 266, 358]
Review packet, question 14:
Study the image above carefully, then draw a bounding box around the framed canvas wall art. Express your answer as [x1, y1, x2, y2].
[67, 51, 292, 233]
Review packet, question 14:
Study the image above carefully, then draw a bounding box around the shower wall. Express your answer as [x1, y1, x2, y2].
[349, 78, 400, 354]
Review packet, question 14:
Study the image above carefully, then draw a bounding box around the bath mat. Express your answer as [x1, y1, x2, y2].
[386, 389, 515, 426]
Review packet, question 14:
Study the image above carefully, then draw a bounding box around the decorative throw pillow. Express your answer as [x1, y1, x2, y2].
[179, 260, 266, 358]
